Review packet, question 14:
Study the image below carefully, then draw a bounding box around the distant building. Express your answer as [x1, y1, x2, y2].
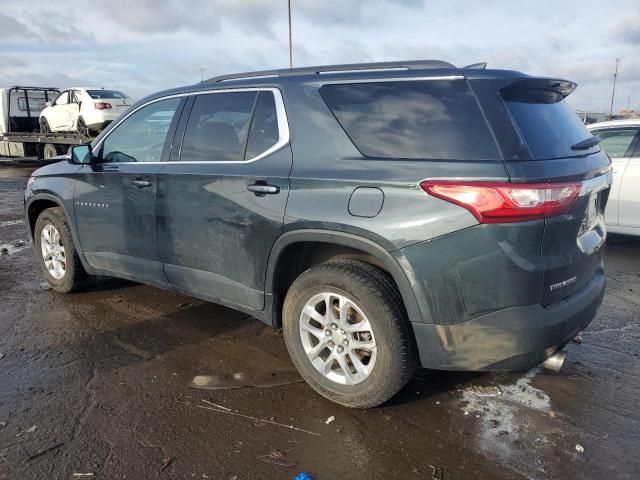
[612, 110, 640, 120]
[576, 110, 608, 124]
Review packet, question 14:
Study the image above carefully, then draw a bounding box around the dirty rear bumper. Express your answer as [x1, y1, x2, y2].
[412, 269, 605, 371]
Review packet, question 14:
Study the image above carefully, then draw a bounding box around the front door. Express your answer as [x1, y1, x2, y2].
[74, 97, 184, 285]
[157, 89, 292, 311]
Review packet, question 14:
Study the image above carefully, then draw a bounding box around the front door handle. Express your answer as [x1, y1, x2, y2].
[131, 179, 152, 189]
[247, 183, 280, 195]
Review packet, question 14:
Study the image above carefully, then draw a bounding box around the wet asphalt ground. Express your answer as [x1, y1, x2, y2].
[1, 162, 639, 480]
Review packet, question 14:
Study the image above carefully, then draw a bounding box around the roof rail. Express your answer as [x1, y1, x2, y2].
[204, 59, 457, 83]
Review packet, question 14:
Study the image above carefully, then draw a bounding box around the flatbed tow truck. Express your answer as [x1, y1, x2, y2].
[0, 86, 93, 161]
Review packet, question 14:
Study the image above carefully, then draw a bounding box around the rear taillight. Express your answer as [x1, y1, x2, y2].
[420, 181, 581, 223]
[94, 102, 112, 110]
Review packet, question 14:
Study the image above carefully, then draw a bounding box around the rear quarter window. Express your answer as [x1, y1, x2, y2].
[320, 80, 500, 161]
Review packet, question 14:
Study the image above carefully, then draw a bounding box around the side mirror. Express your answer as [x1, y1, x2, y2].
[69, 144, 93, 164]
[45, 101, 52, 107]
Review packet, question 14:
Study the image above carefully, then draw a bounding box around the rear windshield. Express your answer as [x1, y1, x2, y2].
[320, 80, 500, 161]
[86, 90, 129, 100]
[502, 88, 597, 160]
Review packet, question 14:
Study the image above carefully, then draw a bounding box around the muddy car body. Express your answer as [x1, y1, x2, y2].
[25, 60, 611, 407]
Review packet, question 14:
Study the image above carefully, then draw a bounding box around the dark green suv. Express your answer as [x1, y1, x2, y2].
[25, 60, 611, 407]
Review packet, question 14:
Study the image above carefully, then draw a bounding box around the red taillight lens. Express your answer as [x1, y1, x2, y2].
[420, 181, 581, 223]
[94, 102, 112, 110]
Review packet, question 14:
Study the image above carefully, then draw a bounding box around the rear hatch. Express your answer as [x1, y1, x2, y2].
[499, 78, 610, 304]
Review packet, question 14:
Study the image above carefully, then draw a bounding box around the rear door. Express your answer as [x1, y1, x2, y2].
[590, 126, 640, 226]
[156, 88, 292, 311]
[472, 77, 611, 305]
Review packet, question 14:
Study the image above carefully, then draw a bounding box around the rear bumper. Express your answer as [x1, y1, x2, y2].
[412, 269, 605, 371]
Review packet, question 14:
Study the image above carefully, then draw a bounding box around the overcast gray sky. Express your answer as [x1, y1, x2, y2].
[1, 0, 638, 112]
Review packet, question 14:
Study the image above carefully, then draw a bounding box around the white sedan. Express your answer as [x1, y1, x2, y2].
[588, 119, 640, 236]
[39, 88, 133, 136]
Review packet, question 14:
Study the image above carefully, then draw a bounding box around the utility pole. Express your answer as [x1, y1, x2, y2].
[288, 0, 293, 68]
[609, 58, 621, 118]
[200, 67, 206, 82]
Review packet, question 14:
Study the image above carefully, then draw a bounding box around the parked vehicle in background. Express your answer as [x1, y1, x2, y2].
[0, 85, 110, 160]
[39, 88, 133, 136]
[25, 60, 611, 408]
[588, 119, 640, 236]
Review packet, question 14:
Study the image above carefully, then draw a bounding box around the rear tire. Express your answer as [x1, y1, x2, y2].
[283, 259, 416, 408]
[42, 143, 58, 160]
[34, 207, 90, 293]
[39, 117, 51, 134]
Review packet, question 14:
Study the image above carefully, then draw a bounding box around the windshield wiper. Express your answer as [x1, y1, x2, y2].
[571, 136, 600, 151]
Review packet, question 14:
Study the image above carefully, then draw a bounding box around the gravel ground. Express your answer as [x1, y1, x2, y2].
[1, 163, 639, 479]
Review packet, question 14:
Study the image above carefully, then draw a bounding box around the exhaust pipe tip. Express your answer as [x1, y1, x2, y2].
[542, 351, 566, 372]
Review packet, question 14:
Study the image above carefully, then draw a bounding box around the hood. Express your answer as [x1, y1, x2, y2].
[32, 156, 80, 177]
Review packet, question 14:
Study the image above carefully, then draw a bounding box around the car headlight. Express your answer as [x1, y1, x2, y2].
[27, 176, 35, 188]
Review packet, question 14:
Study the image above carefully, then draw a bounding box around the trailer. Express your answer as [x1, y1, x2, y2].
[0, 86, 92, 160]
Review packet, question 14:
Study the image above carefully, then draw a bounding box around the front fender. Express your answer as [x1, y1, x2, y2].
[24, 191, 94, 275]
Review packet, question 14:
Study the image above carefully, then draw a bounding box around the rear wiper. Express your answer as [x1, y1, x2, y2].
[571, 136, 600, 151]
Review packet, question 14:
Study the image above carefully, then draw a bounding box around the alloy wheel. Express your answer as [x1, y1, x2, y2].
[299, 292, 377, 385]
[40, 224, 66, 280]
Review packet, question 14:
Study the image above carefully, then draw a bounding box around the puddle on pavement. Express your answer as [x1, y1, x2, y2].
[190, 370, 303, 390]
[460, 368, 553, 475]
[0, 239, 28, 255]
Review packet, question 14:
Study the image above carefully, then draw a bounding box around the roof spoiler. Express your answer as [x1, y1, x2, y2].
[501, 78, 577, 99]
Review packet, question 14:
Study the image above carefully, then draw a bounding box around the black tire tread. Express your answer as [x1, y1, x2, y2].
[34, 207, 89, 293]
[283, 259, 417, 408]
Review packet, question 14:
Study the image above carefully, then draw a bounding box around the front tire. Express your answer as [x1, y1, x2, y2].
[283, 260, 416, 408]
[34, 207, 89, 293]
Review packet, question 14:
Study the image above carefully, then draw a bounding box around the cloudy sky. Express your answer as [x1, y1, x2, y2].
[1, 0, 638, 112]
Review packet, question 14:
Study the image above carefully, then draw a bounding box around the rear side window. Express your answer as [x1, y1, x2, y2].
[320, 80, 500, 161]
[245, 92, 279, 159]
[591, 128, 638, 158]
[181, 91, 280, 162]
[181, 92, 256, 162]
[502, 88, 596, 160]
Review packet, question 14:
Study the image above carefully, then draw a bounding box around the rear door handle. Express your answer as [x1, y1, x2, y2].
[247, 183, 280, 195]
[131, 179, 152, 189]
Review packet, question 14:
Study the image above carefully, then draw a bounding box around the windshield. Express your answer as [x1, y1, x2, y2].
[86, 90, 129, 100]
[502, 87, 598, 160]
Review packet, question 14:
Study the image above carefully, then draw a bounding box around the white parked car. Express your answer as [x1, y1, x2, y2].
[588, 119, 640, 236]
[39, 88, 133, 136]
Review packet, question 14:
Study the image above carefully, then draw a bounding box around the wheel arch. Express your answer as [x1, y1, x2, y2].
[265, 229, 428, 329]
[26, 193, 93, 273]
